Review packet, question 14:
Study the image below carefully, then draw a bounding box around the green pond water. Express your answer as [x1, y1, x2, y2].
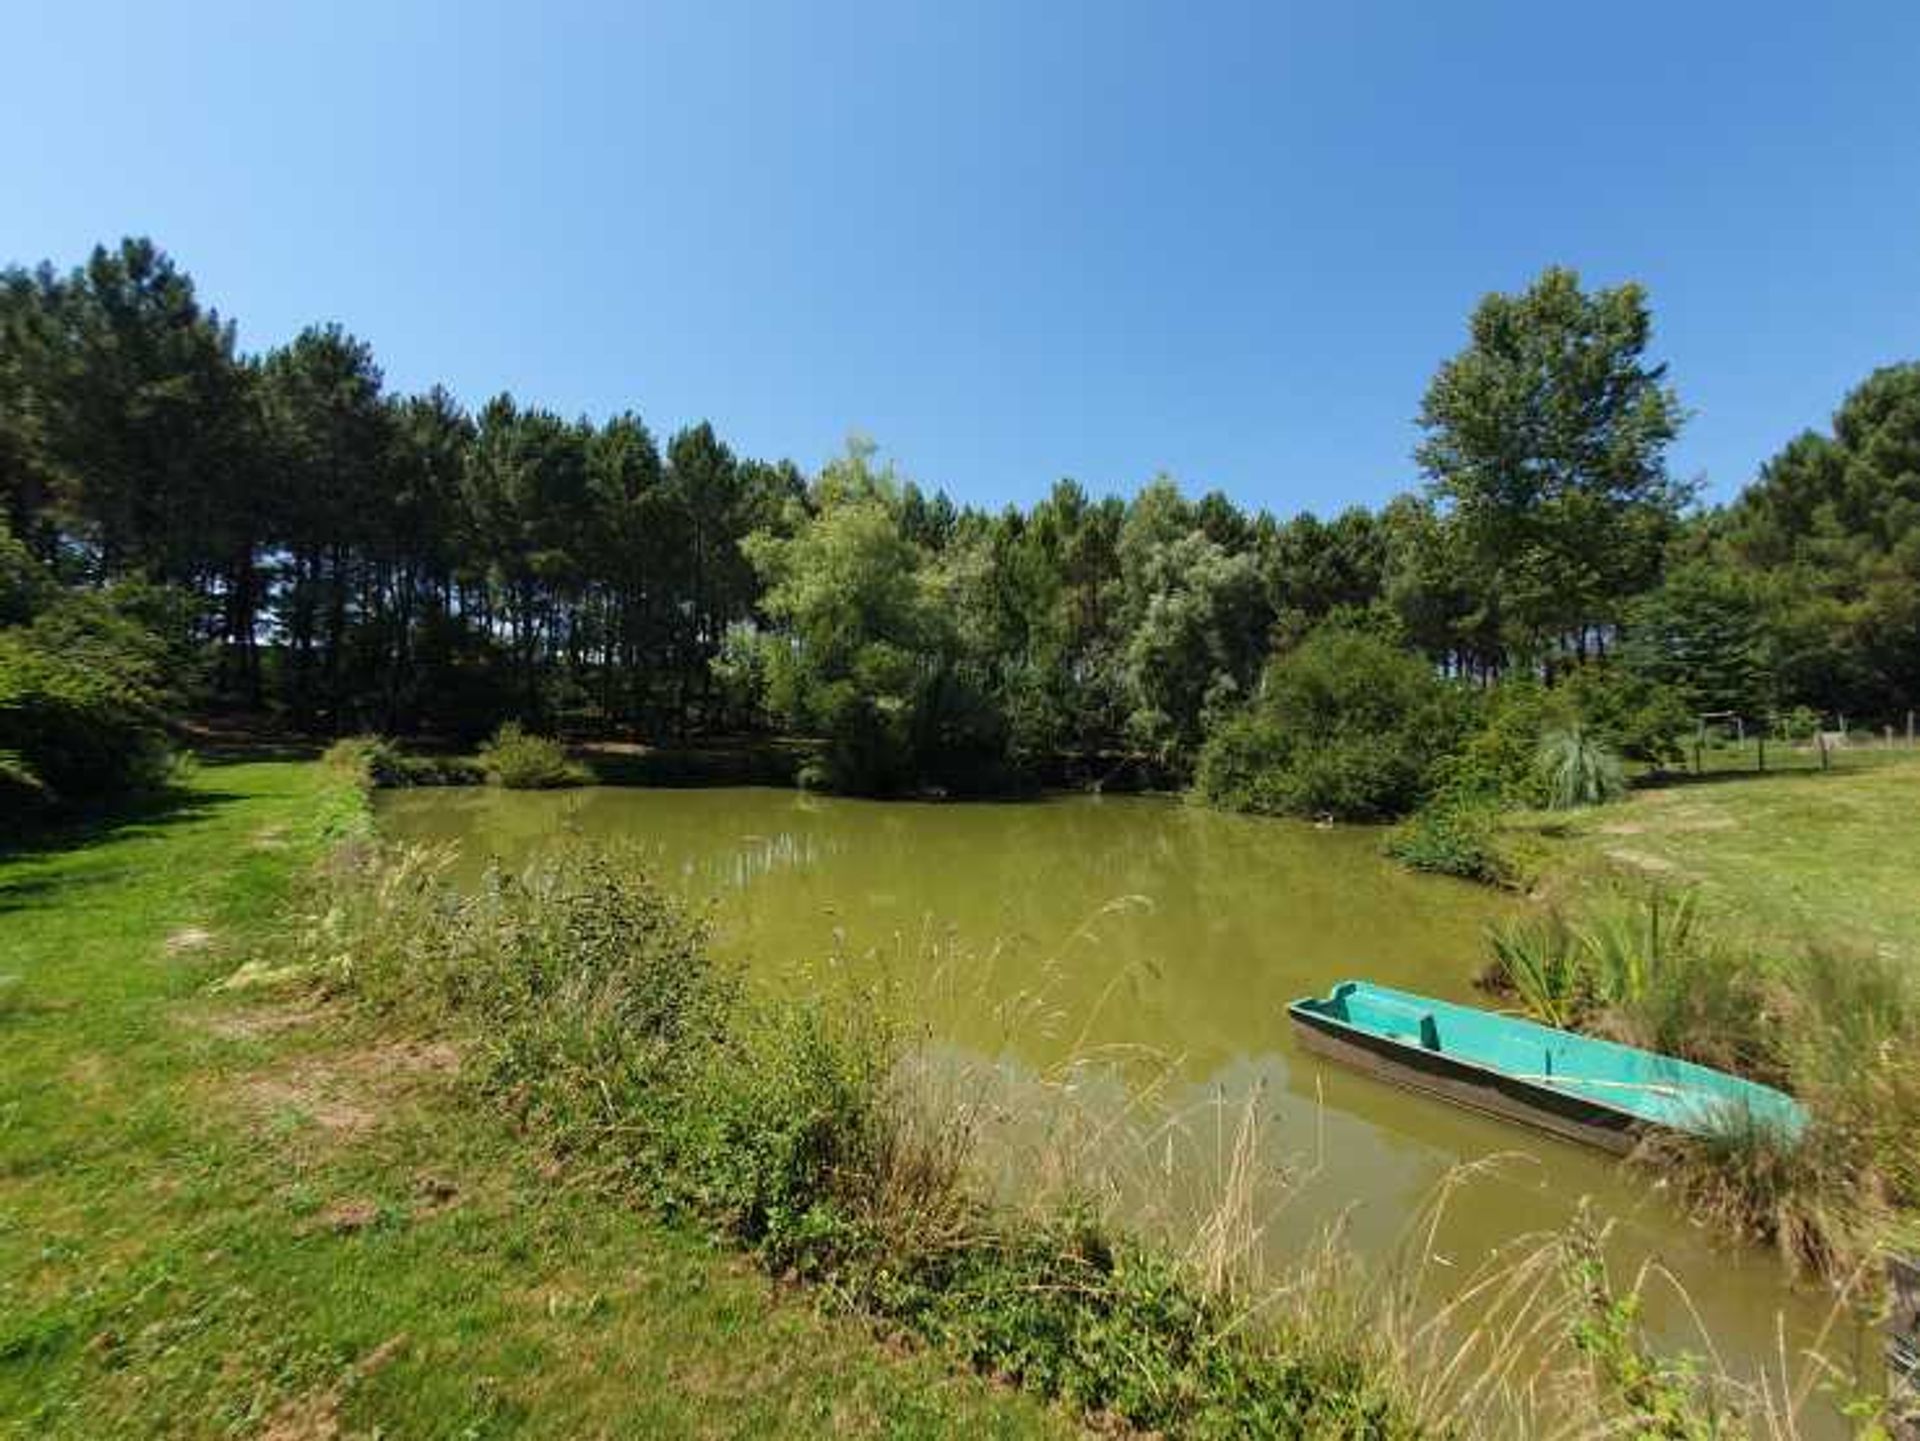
[379, 785, 1865, 1417]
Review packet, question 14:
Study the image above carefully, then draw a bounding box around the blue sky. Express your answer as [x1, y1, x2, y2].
[8, 1, 1919, 516]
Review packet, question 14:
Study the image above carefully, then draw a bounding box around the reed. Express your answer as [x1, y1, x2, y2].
[301, 841, 1902, 1434]
[1480, 883, 1920, 1290]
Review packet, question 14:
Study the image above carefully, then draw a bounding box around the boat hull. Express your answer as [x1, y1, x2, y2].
[1289, 1006, 1643, 1154]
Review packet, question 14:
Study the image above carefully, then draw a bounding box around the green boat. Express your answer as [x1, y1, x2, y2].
[1288, 980, 1808, 1155]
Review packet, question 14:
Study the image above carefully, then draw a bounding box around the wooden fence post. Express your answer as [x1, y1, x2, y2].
[1890, 1253, 1919, 1439]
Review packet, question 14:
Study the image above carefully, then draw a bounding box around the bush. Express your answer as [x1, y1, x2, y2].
[1385, 796, 1512, 884]
[1429, 680, 1556, 809]
[0, 585, 176, 812]
[477, 722, 586, 789]
[1559, 665, 1693, 769]
[1194, 627, 1470, 821]
[322, 737, 487, 790]
[321, 734, 409, 789]
[399, 754, 486, 787]
[1536, 724, 1626, 809]
[1479, 887, 1701, 1031]
[1481, 890, 1920, 1281]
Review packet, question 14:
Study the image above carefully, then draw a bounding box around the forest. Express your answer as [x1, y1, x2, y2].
[4, 237, 1918, 818]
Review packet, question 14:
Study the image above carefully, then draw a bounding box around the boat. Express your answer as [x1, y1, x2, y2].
[1287, 980, 1808, 1155]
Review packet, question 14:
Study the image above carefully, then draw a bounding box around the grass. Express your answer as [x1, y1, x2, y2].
[0, 759, 1072, 1438]
[1480, 881, 1920, 1288]
[1508, 750, 1920, 961]
[300, 837, 1430, 1437]
[3, 755, 1899, 1436]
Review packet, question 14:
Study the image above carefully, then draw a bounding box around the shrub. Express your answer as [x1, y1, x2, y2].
[0, 590, 176, 811]
[399, 754, 486, 787]
[1560, 665, 1693, 769]
[321, 738, 487, 790]
[1431, 680, 1557, 809]
[321, 734, 409, 788]
[1481, 887, 1703, 1031]
[1194, 627, 1471, 821]
[1192, 709, 1295, 814]
[1483, 889, 1920, 1283]
[1385, 796, 1512, 884]
[1536, 724, 1626, 809]
[477, 721, 586, 789]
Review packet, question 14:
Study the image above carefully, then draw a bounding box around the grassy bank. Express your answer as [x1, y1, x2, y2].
[0, 760, 1072, 1437]
[1512, 752, 1920, 961]
[1473, 757, 1920, 1288]
[4, 756, 1894, 1436]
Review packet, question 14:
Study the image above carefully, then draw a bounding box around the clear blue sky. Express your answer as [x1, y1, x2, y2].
[8, 1, 1919, 516]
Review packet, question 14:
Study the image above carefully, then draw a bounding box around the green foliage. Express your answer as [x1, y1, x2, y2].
[1385, 796, 1511, 884]
[1485, 885, 1920, 1281]
[1114, 489, 1267, 762]
[321, 734, 409, 788]
[738, 443, 1022, 795]
[4, 232, 1915, 800]
[1481, 887, 1699, 1029]
[1536, 724, 1626, 809]
[1428, 680, 1555, 808]
[314, 842, 1424, 1435]
[477, 721, 585, 789]
[1619, 560, 1774, 721]
[1416, 265, 1688, 668]
[321, 735, 487, 791]
[1195, 626, 1469, 820]
[0, 534, 178, 812]
[1556, 664, 1693, 767]
[1560, 1212, 1726, 1438]
[1724, 361, 1920, 720]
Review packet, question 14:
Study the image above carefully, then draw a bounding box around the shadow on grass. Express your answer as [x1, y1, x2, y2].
[0, 784, 241, 876]
[192, 741, 323, 766]
[1631, 763, 1870, 793]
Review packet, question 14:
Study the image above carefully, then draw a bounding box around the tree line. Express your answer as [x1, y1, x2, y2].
[3, 237, 1917, 808]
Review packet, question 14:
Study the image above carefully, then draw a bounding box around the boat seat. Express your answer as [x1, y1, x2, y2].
[1353, 996, 1442, 1051]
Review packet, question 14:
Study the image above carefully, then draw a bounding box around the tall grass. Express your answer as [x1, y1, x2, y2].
[1483, 886, 1920, 1286]
[1480, 886, 1698, 1029]
[292, 840, 1904, 1434]
[301, 842, 1428, 1435]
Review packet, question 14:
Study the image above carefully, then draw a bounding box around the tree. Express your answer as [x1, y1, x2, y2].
[740, 442, 944, 792]
[1619, 560, 1773, 719]
[260, 325, 393, 726]
[1416, 267, 1688, 671]
[1721, 363, 1920, 718]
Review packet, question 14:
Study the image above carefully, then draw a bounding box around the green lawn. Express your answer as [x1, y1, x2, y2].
[1517, 750, 1920, 960]
[0, 761, 1070, 1438]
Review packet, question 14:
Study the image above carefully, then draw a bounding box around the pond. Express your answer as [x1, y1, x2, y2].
[379, 785, 1862, 1417]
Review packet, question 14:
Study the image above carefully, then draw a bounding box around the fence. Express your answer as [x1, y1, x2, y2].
[1682, 711, 1918, 777]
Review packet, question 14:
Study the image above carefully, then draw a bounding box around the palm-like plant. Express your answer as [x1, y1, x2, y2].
[1536, 724, 1626, 810]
